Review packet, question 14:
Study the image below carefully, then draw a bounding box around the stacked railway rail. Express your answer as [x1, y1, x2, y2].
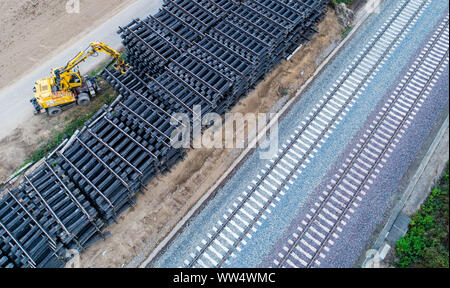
[274, 15, 449, 268]
[182, 0, 432, 268]
[0, 0, 328, 268]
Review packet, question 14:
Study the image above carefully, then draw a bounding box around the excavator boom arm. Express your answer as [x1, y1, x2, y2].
[61, 42, 128, 74]
[89, 42, 126, 67]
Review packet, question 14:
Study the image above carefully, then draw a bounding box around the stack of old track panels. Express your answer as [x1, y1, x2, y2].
[189, 42, 252, 107]
[0, 158, 107, 268]
[162, 0, 229, 32]
[0, 189, 64, 268]
[57, 117, 147, 224]
[194, 36, 254, 101]
[119, 16, 187, 76]
[106, 0, 332, 142]
[107, 91, 186, 172]
[224, 1, 288, 78]
[56, 81, 187, 220]
[19, 164, 104, 245]
[103, 69, 188, 171]
[116, 93, 186, 172]
[120, 0, 230, 76]
[165, 52, 233, 113]
[208, 19, 270, 85]
[231, 0, 328, 69]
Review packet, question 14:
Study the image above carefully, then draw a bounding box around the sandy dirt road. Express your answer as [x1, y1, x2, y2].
[0, 0, 163, 181]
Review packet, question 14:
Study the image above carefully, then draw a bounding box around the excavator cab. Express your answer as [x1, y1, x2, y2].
[51, 68, 83, 91]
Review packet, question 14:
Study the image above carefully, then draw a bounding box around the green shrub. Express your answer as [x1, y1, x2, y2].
[342, 26, 353, 38]
[332, 0, 354, 6]
[395, 165, 449, 268]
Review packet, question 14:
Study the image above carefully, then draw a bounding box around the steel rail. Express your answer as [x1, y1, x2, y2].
[203, 0, 227, 13]
[162, 7, 206, 38]
[103, 117, 158, 160]
[170, 58, 224, 96]
[166, 1, 210, 28]
[272, 0, 306, 17]
[165, 68, 217, 107]
[147, 15, 193, 47]
[175, 0, 219, 19]
[276, 0, 430, 268]
[120, 27, 167, 61]
[43, 160, 103, 235]
[193, 44, 243, 76]
[227, 10, 277, 39]
[203, 33, 257, 66]
[57, 152, 116, 212]
[241, 2, 288, 30]
[249, 0, 296, 25]
[210, 27, 261, 57]
[75, 138, 133, 198]
[132, 89, 186, 128]
[187, 51, 233, 83]
[0, 220, 37, 268]
[6, 189, 57, 250]
[145, 73, 200, 119]
[137, 19, 183, 54]
[23, 174, 75, 243]
[222, 18, 271, 47]
[225, 0, 428, 268]
[85, 128, 144, 179]
[117, 102, 172, 145]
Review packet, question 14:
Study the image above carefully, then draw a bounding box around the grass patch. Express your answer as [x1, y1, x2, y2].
[89, 63, 110, 77]
[280, 87, 290, 97]
[28, 111, 97, 163]
[342, 25, 353, 38]
[395, 164, 449, 268]
[332, 0, 354, 6]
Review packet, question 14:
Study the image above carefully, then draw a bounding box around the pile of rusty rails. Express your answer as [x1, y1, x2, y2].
[0, 0, 328, 268]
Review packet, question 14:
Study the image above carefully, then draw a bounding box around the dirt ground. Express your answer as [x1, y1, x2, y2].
[0, 0, 136, 89]
[0, 0, 136, 182]
[70, 10, 344, 268]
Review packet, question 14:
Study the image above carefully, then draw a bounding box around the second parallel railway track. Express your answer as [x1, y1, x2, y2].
[275, 15, 449, 268]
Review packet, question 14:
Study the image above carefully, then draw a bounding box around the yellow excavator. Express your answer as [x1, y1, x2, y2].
[31, 42, 128, 117]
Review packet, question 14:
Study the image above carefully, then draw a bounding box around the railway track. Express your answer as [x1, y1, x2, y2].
[184, 0, 431, 268]
[274, 15, 449, 268]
